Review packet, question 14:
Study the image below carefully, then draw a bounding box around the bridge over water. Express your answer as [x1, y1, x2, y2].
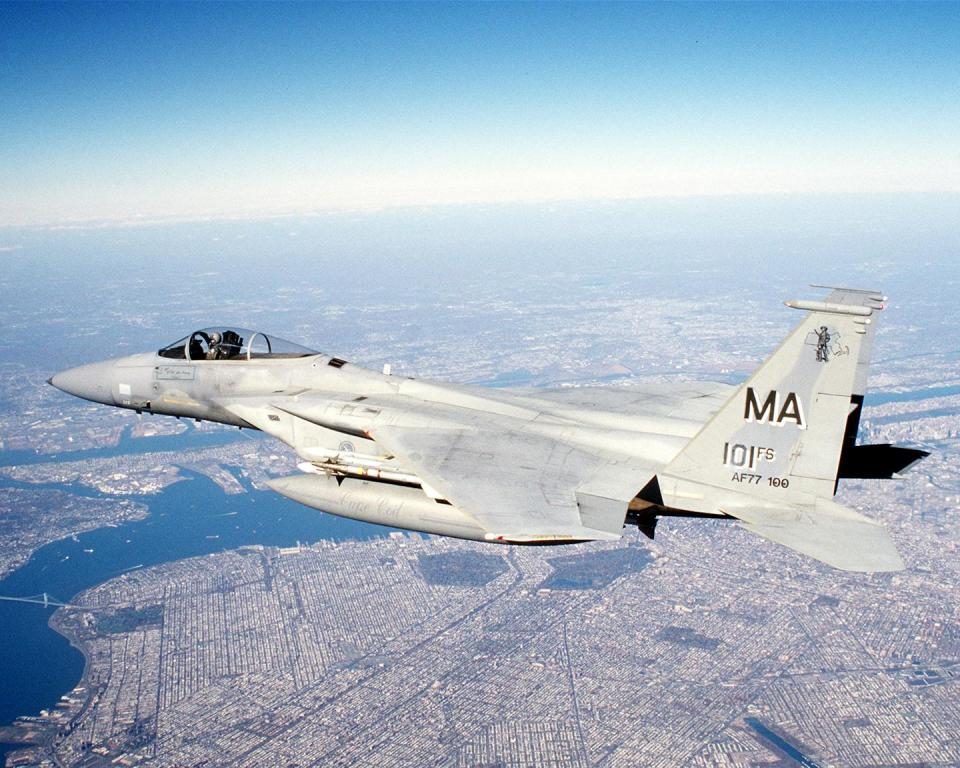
[0, 592, 78, 609]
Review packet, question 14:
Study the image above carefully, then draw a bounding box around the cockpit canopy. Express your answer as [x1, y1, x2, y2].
[158, 328, 318, 361]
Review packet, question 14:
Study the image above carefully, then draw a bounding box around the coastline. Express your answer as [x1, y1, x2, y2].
[0, 497, 150, 584]
[0, 466, 390, 767]
[0, 607, 91, 766]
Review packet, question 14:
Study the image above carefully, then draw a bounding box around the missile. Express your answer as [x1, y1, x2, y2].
[266, 473, 488, 542]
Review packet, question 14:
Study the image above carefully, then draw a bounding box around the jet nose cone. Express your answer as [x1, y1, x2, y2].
[49, 362, 116, 405]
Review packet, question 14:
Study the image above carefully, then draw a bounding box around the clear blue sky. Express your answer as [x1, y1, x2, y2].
[1, 1, 958, 226]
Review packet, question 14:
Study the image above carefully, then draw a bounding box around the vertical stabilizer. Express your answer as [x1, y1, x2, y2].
[660, 294, 876, 512]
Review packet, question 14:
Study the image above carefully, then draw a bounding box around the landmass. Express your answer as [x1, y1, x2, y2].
[0, 253, 957, 767]
[2, 380, 958, 767]
[4, 451, 959, 767]
[0, 434, 298, 585]
[0, 488, 147, 580]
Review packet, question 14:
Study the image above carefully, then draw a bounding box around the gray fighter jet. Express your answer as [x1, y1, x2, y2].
[50, 288, 927, 572]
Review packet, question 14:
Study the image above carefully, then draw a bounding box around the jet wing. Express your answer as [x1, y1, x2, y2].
[724, 499, 904, 573]
[466, 381, 734, 421]
[220, 388, 654, 543]
[369, 421, 630, 543]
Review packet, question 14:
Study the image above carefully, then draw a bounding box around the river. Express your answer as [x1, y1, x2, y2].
[865, 383, 960, 406]
[0, 423, 244, 468]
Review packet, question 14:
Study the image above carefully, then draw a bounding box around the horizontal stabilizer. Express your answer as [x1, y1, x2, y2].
[837, 443, 929, 479]
[725, 499, 904, 573]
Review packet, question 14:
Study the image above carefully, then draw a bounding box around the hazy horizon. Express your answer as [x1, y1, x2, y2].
[2, 2, 959, 227]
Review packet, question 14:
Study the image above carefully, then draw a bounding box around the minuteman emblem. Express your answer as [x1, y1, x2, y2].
[805, 326, 848, 363]
[815, 326, 831, 362]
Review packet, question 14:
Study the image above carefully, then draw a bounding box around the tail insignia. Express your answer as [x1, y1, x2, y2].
[807, 325, 848, 362]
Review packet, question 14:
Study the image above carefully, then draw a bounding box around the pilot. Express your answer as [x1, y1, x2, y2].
[207, 332, 224, 360]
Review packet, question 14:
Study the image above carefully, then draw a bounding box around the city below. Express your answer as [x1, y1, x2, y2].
[0, 209, 958, 767]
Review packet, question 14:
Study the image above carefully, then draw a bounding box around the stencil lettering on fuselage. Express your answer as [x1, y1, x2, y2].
[155, 365, 195, 381]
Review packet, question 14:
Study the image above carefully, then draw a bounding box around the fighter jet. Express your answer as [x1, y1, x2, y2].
[49, 287, 927, 572]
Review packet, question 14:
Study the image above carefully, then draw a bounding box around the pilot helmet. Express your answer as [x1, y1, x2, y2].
[209, 331, 222, 344]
